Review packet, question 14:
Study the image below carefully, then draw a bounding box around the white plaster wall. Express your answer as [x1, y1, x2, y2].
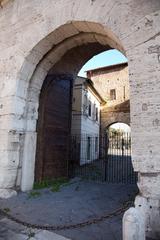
[72, 77, 100, 164]
[81, 87, 100, 133]
[80, 86, 100, 164]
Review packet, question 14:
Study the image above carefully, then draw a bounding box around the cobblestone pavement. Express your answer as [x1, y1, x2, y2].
[0, 179, 138, 240]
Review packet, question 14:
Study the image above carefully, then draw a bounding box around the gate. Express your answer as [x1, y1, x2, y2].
[35, 74, 72, 182]
[69, 132, 137, 184]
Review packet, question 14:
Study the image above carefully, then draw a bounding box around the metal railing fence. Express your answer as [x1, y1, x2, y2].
[69, 132, 137, 184]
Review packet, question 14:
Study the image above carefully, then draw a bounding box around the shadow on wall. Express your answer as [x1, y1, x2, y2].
[103, 100, 130, 113]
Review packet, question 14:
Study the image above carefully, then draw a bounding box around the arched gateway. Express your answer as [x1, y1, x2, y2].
[0, 0, 160, 238]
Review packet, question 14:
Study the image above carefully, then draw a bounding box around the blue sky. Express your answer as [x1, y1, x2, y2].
[78, 49, 127, 77]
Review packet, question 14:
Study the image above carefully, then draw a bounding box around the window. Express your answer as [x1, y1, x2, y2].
[88, 100, 92, 117]
[93, 103, 96, 119]
[95, 137, 98, 152]
[83, 94, 88, 115]
[95, 107, 98, 121]
[110, 89, 116, 100]
[84, 94, 87, 106]
[87, 137, 91, 160]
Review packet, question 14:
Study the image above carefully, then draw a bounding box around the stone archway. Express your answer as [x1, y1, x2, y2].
[0, 1, 160, 238]
[20, 22, 124, 191]
[101, 110, 130, 135]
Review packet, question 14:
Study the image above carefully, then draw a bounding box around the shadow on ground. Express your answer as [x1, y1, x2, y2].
[0, 178, 138, 240]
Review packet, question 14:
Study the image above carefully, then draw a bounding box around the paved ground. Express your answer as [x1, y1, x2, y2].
[0, 179, 138, 240]
[0, 218, 70, 240]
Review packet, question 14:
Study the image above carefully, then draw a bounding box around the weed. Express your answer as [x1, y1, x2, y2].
[27, 229, 35, 239]
[28, 191, 41, 199]
[50, 178, 69, 192]
[34, 179, 51, 189]
[34, 177, 69, 192]
[3, 207, 10, 213]
[51, 183, 60, 192]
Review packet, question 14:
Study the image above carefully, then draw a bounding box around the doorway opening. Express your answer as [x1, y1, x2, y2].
[18, 21, 139, 240]
[32, 45, 137, 239]
[104, 122, 137, 183]
[34, 44, 136, 185]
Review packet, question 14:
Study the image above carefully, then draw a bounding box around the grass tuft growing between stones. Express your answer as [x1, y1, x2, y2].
[33, 177, 69, 192]
[28, 191, 41, 199]
[27, 229, 35, 240]
[3, 207, 11, 213]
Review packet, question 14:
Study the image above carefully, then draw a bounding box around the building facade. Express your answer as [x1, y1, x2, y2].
[87, 62, 130, 133]
[72, 77, 105, 164]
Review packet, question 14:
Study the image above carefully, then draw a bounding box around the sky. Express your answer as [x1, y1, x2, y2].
[78, 49, 127, 78]
[110, 123, 131, 132]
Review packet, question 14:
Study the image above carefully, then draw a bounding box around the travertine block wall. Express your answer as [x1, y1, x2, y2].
[0, 0, 160, 238]
[87, 63, 130, 131]
[87, 64, 129, 105]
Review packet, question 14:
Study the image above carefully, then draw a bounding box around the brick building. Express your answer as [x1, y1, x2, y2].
[86, 62, 130, 133]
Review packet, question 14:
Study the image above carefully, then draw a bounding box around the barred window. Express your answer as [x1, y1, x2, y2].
[95, 137, 98, 152]
[110, 89, 116, 100]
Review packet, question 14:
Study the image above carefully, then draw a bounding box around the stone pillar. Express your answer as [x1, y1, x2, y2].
[123, 207, 145, 240]
[0, 129, 19, 198]
[135, 181, 160, 239]
[21, 132, 37, 192]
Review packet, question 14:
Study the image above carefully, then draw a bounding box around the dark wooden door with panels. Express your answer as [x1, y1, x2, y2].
[35, 74, 73, 182]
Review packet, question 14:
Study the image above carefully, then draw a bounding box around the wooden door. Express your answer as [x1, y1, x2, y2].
[35, 75, 72, 182]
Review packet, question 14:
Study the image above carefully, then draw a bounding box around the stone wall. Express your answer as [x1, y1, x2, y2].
[87, 63, 130, 132]
[0, 0, 160, 238]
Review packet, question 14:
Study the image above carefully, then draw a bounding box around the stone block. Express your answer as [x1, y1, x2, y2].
[0, 189, 17, 199]
[123, 207, 145, 240]
[0, 168, 17, 188]
[135, 195, 160, 239]
[138, 173, 160, 199]
[34, 230, 71, 240]
[0, 150, 19, 168]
